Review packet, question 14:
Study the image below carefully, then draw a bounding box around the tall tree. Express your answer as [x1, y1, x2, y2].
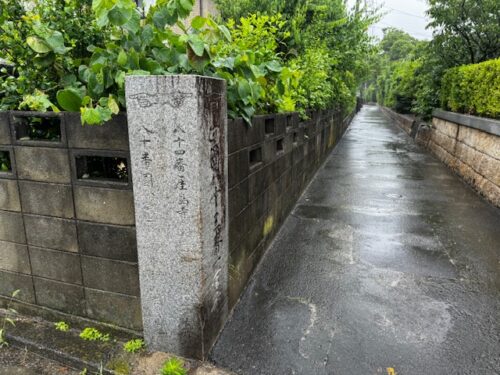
[426, 0, 500, 65]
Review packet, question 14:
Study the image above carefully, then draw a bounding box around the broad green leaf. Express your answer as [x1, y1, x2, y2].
[250, 65, 265, 78]
[34, 53, 55, 67]
[188, 37, 205, 57]
[81, 106, 112, 125]
[217, 25, 232, 42]
[57, 89, 83, 112]
[191, 16, 206, 30]
[107, 96, 120, 114]
[141, 58, 163, 74]
[129, 70, 151, 75]
[117, 50, 128, 66]
[265, 60, 283, 73]
[123, 11, 141, 34]
[237, 80, 251, 103]
[108, 5, 133, 26]
[115, 71, 126, 88]
[179, 0, 194, 12]
[45, 31, 69, 54]
[27, 36, 51, 53]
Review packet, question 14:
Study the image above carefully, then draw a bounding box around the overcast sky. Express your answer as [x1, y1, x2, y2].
[350, 0, 434, 40]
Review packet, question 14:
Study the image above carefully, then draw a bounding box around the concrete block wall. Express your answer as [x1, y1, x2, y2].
[0, 111, 142, 331]
[227, 109, 353, 307]
[1, 103, 355, 338]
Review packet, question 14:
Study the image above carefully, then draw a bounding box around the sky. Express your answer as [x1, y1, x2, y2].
[349, 0, 434, 40]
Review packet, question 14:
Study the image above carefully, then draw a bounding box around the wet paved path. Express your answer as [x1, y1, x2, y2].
[211, 105, 500, 374]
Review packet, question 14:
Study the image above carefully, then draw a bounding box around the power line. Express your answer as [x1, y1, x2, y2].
[371, 23, 432, 39]
[385, 7, 428, 20]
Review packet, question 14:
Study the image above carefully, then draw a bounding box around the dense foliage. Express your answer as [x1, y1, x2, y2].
[441, 59, 500, 119]
[0, 0, 375, 124]
[215, 0, 377, 115]
[363, 0, 499, 120]
[0, 0, 103, 111]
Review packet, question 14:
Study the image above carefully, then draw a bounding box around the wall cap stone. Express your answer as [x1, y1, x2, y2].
[433, 109, 500, 137]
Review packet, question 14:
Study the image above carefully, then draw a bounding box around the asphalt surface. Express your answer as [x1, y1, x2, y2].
[211, 105, 500, 374]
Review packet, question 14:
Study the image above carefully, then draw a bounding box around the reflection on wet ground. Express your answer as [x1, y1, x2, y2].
[212, 105, 500, 375]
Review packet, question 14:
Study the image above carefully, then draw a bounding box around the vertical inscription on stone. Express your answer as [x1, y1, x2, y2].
[126, 75, 228, 359]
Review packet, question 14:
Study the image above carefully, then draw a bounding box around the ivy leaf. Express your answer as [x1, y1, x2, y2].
[57, 89, 83, 112]
[27, 36, 51, 53]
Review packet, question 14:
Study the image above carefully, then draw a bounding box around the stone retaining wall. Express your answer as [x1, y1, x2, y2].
[379, 106, 416, 135]
[0, 111, 142, 331]
[427, 110, 500, 207]
[380, 106, 500, 207]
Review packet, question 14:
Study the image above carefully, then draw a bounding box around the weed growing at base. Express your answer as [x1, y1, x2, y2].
[160, 357, 187, 375]
[79, 327, 110, 342]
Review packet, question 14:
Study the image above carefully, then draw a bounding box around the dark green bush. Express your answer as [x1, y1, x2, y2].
[440, 58, 500, 119]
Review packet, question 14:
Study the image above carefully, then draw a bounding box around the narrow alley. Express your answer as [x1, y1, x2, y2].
[211, 105, 500, 375]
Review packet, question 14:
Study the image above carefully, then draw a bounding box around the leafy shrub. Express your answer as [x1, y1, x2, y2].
[0, 0, 104, 112]
[440, 58, 500, 119]
[79, 327, 110, 342]
[1, 0, 300, 125]
[160, 357, 187, 375]
[212, 14, 301, 121]
[1, 0, 370, 125]
[290, 45, 333, 116]
[123, 338, 145, 353]
[384, 60, 422, 114]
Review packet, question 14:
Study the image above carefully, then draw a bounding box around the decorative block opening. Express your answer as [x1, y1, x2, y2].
[293, 132, 299, 144]
[0, 150, 11, 173]
[249, 147, 262, 167]
[276, 138, 284, 153]
[286, 115, 293, 128]
[265, 118, 275, 135]
[12, 115, 61, 142]
[76, 155, 129, 183]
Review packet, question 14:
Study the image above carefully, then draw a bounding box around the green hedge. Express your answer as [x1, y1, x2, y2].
[441, 58, 500, 119]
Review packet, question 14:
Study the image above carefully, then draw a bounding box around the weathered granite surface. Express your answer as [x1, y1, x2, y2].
[126, 75, 228, 359]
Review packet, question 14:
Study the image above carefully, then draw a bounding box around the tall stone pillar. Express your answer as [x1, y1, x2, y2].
[125, 75, 228, 359]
